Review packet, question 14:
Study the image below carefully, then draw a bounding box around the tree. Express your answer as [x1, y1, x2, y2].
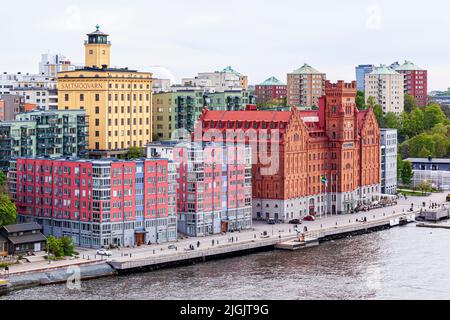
[424, 103, 446, 130]
[47, 236, 64, 258]
[397, 154, 403, 179]
[127, 147, 145, 159]
[356, 91, 366, 110]
[373, 105, 384, 127]
[404, 93, 417, 113]
[409, 107, 425, 136]
[416, 180, 432, 195]
[367, 96, 376, 109]
[384, 112, 400, 129]
[47, 236, 76, 258]
[0, 171, 6, 193]
[0, 194, 16, 227]
[60, 237, 76, 257]
[408, 133, 435, 158]
[401, 161, 414, 186]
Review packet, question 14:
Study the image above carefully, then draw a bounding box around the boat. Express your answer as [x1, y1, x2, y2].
[399, 216, 408, 226]
[0, 278, 11, 295]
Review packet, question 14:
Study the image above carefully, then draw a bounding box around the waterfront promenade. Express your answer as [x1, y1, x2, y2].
[4, 191, 448, 277]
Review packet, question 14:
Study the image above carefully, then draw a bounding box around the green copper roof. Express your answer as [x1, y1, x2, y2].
[369, 65, 400, 75]
[221, 66, 242, 75]
[290, 63, 323, 75]
[259, 76, 285, 86]
[396, 60, 424, 71]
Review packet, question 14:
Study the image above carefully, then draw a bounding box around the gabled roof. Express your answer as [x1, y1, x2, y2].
[290, 63, 323, 75]
[259, 76, 286, 86]
[201, 109, 292, 123]
[396, 60, 424, 71]
[8, 233, 47, 245]
[369, 65, 400, 75]
[2, 222, 42, 234]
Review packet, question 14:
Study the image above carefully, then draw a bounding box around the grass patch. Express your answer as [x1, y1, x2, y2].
[0, 262, 13, 268]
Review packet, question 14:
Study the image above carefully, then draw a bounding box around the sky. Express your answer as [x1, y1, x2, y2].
[1, 0, 449, 91]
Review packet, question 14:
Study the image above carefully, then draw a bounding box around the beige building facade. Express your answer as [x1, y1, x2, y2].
[287, 63, 326, 108]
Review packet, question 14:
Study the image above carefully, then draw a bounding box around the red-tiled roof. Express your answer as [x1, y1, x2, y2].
[201, 110, 292, 123]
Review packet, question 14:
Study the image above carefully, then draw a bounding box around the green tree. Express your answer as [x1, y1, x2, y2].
[47, 236, 64, 258]
[416, 180, 432, 195]
[384, 112, 400, 129]
[60, 237, 76, 257]
[424, 103, 446, 130]
[409, 107, 425, 136]
[431, 134, 450, 158]
[397, 154, 403, 179]
[404, 93, 417, 113]
[408, 133, 435, 157]
[127, 147, 145, 159]
[0, 171, 7, 193]
[401, 161, 414, 186]
[367, 96, 376, 109]
[373, 105, 384, 127]
[0, 194, 16, 227]
[399, 112, 412, 142]
[356, 91, 366, 110]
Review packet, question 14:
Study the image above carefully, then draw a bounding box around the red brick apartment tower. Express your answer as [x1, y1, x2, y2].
[395, 61, 428, 107]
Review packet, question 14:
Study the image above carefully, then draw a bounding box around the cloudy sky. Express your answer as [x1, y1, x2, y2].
[1, 0, 449, 90]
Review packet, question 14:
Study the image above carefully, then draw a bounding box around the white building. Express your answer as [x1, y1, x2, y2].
[182, 66, 247, 92]
[406, 158, 450, 191]
[365, 65, 404, 115]
[380, 129, 398, 195]
[39, 53, 75, 77]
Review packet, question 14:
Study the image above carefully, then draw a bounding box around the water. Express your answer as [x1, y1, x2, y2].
[3, 224, 450, 300]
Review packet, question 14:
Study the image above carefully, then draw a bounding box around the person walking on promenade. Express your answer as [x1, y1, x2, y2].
[212, 240, 215, 247]
[197, 241, 200, 248]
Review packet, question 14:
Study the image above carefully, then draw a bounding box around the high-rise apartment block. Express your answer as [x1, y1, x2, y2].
[365, 65, 404, 115]
[254, 77, 287, 105]
[393, 61, 428, 107]
[287, 64, 326, 108]
[355, 64, 374, 92]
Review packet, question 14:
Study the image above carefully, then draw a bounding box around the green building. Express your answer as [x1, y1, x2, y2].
[0, 110, 87, 171]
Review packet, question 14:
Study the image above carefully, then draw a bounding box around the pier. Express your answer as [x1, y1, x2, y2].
[109, 212, 417, 273]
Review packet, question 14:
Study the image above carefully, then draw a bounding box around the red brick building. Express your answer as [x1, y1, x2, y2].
[254, 77, 287, 106]
[197, 81, 380, 220]
[395, 61, 428, 107]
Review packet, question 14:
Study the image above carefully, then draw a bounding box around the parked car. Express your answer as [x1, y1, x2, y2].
[303, 215, 315, 221]
[96, 249, 112, 257]
[268, 219, 276, 225]
[289, 219, 301, 225]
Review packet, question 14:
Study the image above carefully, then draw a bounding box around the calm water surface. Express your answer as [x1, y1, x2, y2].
[3, 224, 450, 300]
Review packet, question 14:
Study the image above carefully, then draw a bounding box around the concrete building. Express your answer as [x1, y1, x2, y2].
[287, 63, 326, 108]
[198, 81, 381, 220]
[147, 141, 253, 237]
[182, 66, 248, 92]
[405, 158, 450, 191]
[0, 110, 88, 172]
[8, 157, 177, 248]
[153, 89, 205, 141]
[355, 64, 374, 92]
[254, 76, 287, 106]
[152, 79, 171, 93]
[393, 61, 428, 107]
[0, 94, 25, 121]
[365, 65, 404, 115]
[204, 90, 250, 111]
[58, 26, 153, 158]
[380, 129, 398, 195]
[39, 53, 75, 78]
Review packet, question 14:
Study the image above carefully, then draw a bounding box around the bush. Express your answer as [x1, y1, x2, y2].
[47, 236, 76, 258]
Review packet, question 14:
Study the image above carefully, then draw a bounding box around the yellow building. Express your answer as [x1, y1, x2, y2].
[58, 26, 153, 158]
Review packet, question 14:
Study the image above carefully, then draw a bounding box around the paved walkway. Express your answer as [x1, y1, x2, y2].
[2, 192, 448, 275]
